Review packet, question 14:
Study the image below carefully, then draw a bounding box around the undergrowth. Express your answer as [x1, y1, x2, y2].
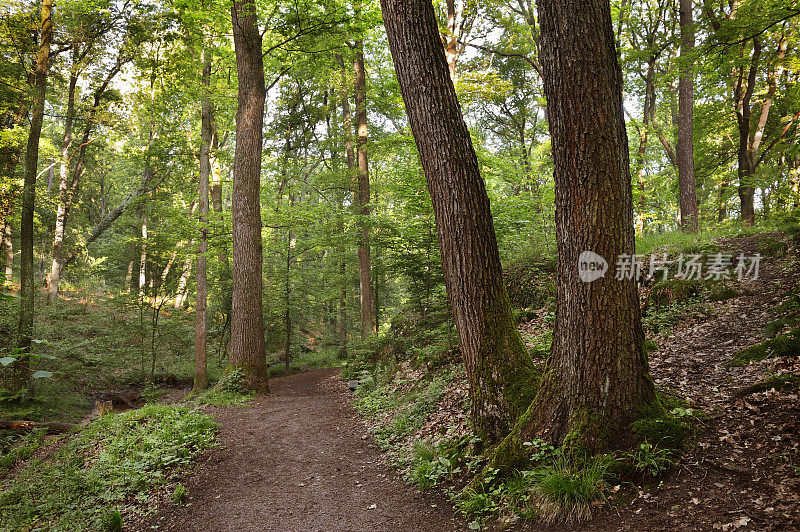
[0, 404, 217, 531]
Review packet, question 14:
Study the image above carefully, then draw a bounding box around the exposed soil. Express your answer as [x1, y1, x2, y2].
[141, 368, 466, 531]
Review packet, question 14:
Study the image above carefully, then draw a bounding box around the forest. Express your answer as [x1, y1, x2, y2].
[0, 0, 799, 530]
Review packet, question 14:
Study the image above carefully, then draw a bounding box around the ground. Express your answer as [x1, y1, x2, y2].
[140, 369, 466, 531]
[2, 233, 799, 531]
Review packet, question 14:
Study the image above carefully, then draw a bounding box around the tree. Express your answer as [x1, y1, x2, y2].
[509, 0, 656, 454]
[381, 0, 537, 443]
[194, 46, 212, 391]
[677, 0, 699, 232]
[229, 0, 268, 392]
[15, 0, 52, 393]
[354, 39, 376, 337]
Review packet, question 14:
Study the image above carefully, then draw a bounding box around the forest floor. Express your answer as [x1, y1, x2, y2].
[140, 233, 799, 532]
[139, 368, 467, 531]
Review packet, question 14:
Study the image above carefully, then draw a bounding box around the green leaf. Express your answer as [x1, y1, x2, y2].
[32, 370, 54, 379]
[0, 357, 15, 366]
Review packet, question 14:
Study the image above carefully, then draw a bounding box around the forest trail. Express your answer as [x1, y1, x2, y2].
[143, 369, 466, 531]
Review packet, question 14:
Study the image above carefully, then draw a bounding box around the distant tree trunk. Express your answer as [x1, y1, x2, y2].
[509, 0, 656, 454]
[125, 260, 133, 292]
[49, 52, 79, 301]
[677, 0, 698, 232]
[49, 57, 123, 299]
[194, 48, 212, 391]
[139, 214, 147, 298]
[230, 0, 268, 392]
[354, 40, 376, 338]
[16, 0, 52, 393]
[381, 0, 537, 443]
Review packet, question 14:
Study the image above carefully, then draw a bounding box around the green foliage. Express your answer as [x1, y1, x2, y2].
[406, 435, 477, 489]
[0, 404, 216, 531]
[529, 455, 611, 524]
[171, 483, 187, 504]
[194, 368, 254, 407]
[0, 428, 47, 472]
[758, 238, 789, 258]
[622, 441, 674, 477]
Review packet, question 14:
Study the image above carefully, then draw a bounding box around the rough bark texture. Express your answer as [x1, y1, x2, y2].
[381, 0, 537, 443]
[194, 50, 212, 391]
[230, 0, 268, 392]
[677, 0, 698, 232]
[354, 41, 376, 338]
[16, 0, 51, 392]
[514, 0, 656, 454]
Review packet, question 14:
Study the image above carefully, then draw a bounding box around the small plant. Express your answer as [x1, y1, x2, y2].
[101, 508, 123, 532]
[523, 438, 561, 463]
[171, 483, 187, 504]
[456, 487, 498, 529]
[624, 441, 674, 477]
[530, 455, 612, 524]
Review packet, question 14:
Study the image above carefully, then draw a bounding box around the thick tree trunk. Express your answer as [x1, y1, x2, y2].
[530, 0, 654, 451]
[677, 0, 698, 232]
[381, 0, 537, 443]
[16, 0, 51, 393]
[194, 49, 212, 391]
[230, 0, 268, 392]
[354, 41, 376, 338]
[492, 0, 656, 458]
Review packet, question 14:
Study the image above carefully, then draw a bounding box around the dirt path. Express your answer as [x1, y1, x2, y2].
[144, 369, 465, 531]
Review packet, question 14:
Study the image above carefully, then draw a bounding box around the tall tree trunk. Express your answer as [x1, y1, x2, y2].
[16, 0, 51, 393]
[381, 0, 537, 443]
[354, 41, 376, 338]
[510, 0, 656, 455]
[677, 0, 698, 232]
[139, 214, 147, 298]
[734, 39, 761, 225]
[49, 57, 124, 298]
[194, 48, 212, 391]
[49, 51, 79, 301]
[230, 0, 268, 392]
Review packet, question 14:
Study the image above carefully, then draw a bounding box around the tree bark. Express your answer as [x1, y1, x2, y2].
[16, 0, 52, 393]
[194, 48, 212, 391]
[381, 0, 537, 443]
[495, 0, 656, 457]
[354, 41, 376, 337]
[230, 0, 268, 392]
[677, 0, 698, 232]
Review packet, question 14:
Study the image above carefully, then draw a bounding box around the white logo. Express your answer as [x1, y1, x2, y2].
[578, 251, 608, 283]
